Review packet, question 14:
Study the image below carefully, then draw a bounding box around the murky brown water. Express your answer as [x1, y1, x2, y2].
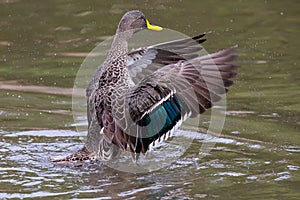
[0, 0, 299, 199]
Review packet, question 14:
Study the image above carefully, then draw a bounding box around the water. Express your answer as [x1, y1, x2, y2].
[0, 0, 299, 199]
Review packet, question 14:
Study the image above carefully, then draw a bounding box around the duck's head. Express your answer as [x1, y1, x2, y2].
[116, 10, 162, 34]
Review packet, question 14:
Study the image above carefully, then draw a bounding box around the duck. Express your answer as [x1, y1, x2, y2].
[51, 10, 238, 163]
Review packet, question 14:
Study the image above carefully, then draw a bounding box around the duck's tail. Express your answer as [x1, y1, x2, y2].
[50, 146, 96, 163]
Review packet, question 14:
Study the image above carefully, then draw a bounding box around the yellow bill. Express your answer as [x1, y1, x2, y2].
[146, 19, 163, 31]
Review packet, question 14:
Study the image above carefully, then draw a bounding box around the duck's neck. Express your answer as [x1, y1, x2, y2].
[107, 31, 130, 60]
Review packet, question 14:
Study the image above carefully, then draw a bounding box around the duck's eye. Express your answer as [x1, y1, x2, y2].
[131, 18, 144, 29]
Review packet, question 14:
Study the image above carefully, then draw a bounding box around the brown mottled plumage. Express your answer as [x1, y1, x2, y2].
[51, 10, 238, 163]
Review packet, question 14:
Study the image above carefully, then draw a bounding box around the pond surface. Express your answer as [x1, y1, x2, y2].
[0, 0, 299, 199]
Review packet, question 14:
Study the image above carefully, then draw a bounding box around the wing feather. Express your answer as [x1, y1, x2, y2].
[93, 37, 238, 159]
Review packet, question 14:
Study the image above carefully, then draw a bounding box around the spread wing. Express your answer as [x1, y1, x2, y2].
[95, 45, 238, 160]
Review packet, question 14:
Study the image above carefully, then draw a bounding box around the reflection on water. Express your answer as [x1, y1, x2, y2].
[0, 0, 300, 199]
